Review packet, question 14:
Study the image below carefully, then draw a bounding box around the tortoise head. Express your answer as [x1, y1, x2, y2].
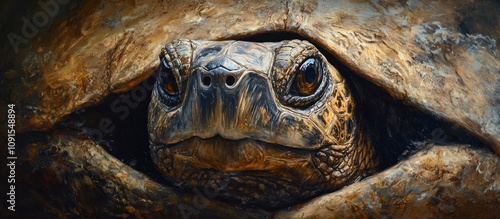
[148, 39, 377, 208]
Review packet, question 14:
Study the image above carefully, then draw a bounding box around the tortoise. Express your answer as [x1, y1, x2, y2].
[148, 39, 377, 208]
[1, 0, 499, 218]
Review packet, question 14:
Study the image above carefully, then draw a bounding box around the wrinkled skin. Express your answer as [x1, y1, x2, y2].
[148, 39, 376, 207]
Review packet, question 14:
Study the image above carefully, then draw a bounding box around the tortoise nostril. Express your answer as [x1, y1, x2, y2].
[202, 75, 212, 86]
[226, 75, 236, 86]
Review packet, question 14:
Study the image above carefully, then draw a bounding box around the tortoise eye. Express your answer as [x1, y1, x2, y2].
[292, 58, 321, 96]
[158, 57, 181, 106]
[159, 59, 179, 96]
[161, 71, 179, 96]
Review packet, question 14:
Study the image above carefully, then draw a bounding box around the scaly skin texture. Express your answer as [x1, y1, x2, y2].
[148, 39, 377, 208]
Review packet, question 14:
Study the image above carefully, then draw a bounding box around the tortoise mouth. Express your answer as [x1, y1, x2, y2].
[149, 136, 332, 208]
[150, 136, 326, 179]
[156, 136, 308, 169]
